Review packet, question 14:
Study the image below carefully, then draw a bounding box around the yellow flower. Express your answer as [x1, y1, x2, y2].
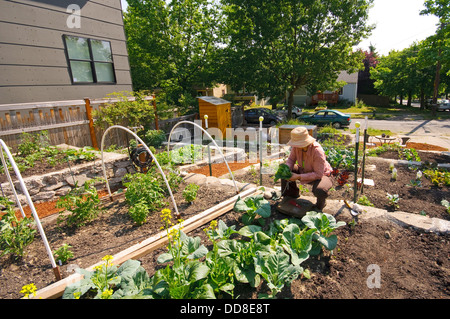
[102, 255, 113, 262]
[73, 292, 81, 299]
[101, 289, 113, 299]
[20, 283, 37, 299]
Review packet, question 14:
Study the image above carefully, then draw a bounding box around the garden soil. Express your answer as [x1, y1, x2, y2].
[1, 143, 449, 299]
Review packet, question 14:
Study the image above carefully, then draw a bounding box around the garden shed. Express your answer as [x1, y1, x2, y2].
[198, 96, 232, 135]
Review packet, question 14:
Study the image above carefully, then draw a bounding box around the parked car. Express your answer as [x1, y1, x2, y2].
[275, 106, 303, 118]
[438, 99, 450, 111]
[244, 108, 284, 125]
[299, 109, 351, 129]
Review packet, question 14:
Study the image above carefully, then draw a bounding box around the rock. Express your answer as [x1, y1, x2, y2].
[42, 175, 58, 185]
[114, 167, 128, 178]
[43, 182, 65, 191]
[33, 191, 55, 201]
[65, 174, 91, 187]
[55, 186, 72, 196]
[384, 231, 391, 239]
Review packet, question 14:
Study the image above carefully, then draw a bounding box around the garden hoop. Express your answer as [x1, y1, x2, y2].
[0, 139, 61, 280]
[100, 125, 180, 218]
[167, 120, 239, 194]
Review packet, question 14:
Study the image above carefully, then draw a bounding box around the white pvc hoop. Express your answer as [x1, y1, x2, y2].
[0, 139, 59, 275]
[167, 121, 239, 194]
[100, 125, 180, 218]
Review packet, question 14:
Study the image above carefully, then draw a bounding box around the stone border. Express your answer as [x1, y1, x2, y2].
[1, 150, 134, 205]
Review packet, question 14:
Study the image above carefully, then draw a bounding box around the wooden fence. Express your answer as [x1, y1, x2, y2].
[0, 96, 196, 152]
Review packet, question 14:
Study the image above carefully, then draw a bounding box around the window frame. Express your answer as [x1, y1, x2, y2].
[63, 34, 117, 85]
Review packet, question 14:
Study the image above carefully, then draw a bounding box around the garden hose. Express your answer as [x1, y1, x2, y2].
[129, 144, 153, 173]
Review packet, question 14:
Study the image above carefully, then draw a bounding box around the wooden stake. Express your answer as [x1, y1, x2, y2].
[84, 98, 98, 150]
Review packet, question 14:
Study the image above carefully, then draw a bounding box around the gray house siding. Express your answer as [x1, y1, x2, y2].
[0, 0, 133, 104]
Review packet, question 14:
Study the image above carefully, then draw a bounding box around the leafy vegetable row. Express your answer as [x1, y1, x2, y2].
[63, 196, 345, 299]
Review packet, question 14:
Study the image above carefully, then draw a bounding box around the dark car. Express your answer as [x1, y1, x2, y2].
[299, 109, 351, 129]
[244, 108, 284, 125]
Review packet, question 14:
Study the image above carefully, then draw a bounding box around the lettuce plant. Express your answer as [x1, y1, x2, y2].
[233, 194, 271, 225]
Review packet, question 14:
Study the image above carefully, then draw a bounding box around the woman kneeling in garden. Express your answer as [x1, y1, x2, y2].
[281, 127, 333, 211]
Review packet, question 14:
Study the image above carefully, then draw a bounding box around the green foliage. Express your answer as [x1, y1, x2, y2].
[274, 163, 292, 182]
[423, 168, 450, 187]
[0, 197, 36, 258]
[124, 0, 222, 111]
[182, 183, 200, 203]
[220, 0, 373, 112]
[124, 167, 183, 224]
[357, 195, 374, 207]
[441, 200, 450, 214]
[54, 243, 74, 264]
[386, 193, 400, 210]
[128, 199, 151, 226]
[56, 180, 104, 228]
[324, 147, 355, 170]
[1, 131, 97, 175]
[233, 194, 271, 225]
[143, 130, 166, 148]
[63, 204, 346, 299]
[64, 147, 98, 162]
[93, 91, 155, 129]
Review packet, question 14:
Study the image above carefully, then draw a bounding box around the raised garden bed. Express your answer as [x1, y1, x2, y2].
[1, 141, 449, 300]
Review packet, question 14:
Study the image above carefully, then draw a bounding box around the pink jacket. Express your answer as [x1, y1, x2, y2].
[285, 141, 332, 184]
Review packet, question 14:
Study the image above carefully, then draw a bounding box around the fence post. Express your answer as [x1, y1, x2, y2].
[84, 97, 98, 150]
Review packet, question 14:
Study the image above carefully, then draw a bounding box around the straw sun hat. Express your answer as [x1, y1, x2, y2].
[287, 127, 316, 148]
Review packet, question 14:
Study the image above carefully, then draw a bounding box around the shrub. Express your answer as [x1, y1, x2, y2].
[143, 130, 166, 148]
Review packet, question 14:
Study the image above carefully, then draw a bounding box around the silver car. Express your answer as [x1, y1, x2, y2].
[438, 100, 450, 111]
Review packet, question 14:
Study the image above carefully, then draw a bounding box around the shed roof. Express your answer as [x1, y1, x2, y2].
[197, 96, 230, 105]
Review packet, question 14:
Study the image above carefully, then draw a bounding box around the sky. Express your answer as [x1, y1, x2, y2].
[120, 0, 440, 57]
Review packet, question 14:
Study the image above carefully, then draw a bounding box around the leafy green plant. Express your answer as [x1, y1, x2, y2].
[274, 163, 292, 182]
[128, 199, 150, 225]
[0, 198, 36, 258]
[357, 195, 374, 207]
[441, 200, 450, 215]
[324, 147, 355, 170]
[63, 256, 149, 299]
[64, 147, 97, 162]
[301, 211, 346, 254]
[386, 193, 400, 210]
[143, 130, 166, 148]
[254, 246, 303, 298]
[423, 168, 450, 187]
[56, 180, 105, 228]
[54, 243, 74, 264]
[182, 183, 200, 203]
[233, 194, 271, 225]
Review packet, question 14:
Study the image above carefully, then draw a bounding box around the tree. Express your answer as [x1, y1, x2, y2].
[124, 0, 223, 113]
[371, 42, 436, 109]
[420, 0, 450, 104]
[219, 0, 373, 118]
[357, 45, 379, 95]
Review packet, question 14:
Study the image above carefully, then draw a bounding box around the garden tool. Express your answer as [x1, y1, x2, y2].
[344, 199, 363, 216]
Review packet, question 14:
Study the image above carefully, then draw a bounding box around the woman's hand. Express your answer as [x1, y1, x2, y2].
[288, 173, 301, 181]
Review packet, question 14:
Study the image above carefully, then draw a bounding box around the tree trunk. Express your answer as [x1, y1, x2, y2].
[287, 89, 295, 120]
[432, 49, 442, 105]
[420, 87, 425, 110]
[407, 92, 412, 107]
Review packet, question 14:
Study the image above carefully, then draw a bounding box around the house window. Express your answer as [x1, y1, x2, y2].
[63, 35, 116, 84]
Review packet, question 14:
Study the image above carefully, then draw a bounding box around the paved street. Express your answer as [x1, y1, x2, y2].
[348, 118, 450, 150]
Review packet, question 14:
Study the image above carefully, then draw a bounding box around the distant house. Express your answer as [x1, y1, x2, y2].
[289, 71, 358, 106]
[0, 0, 132, 105]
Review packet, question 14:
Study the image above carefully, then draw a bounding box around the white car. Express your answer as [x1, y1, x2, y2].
[438, 100, 450, 111]
[275, 106, 303, 118]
